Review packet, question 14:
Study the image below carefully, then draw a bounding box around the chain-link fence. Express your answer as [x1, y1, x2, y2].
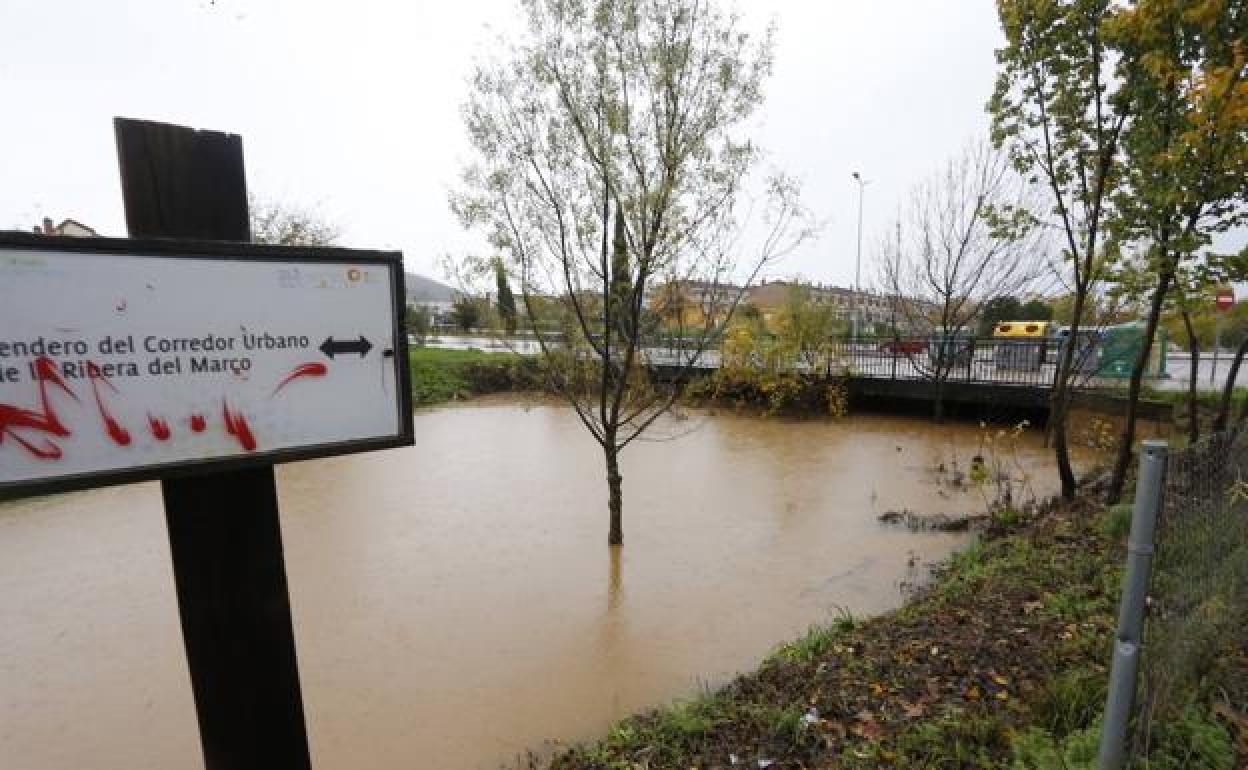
[1100, 431, 1248, 767]
[1127, 429, 1248, 762]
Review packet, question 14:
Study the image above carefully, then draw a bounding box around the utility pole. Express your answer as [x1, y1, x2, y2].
[852, 171, 871, 339]
[892, 214, 901, 336]
[1212, 313, 1222, 385]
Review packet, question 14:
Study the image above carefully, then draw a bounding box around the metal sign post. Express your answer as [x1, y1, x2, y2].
[0, 118, 413, 770]
[1212, 287, 1235, 385]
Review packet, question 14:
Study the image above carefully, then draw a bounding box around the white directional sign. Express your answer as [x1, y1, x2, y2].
[0, 236, 412, 497]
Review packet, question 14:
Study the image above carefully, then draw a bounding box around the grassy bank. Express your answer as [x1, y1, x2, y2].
[409, 346, 543, 406]
[536, 493, 1247, 769]
[1088, 385, 1248, 439]
[1138, 385, 1248, 419]
[408, 347, 851, 415]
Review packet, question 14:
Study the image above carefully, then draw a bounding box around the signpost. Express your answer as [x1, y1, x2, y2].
[0, 118, 413, 770]
[1213, 287, 1235, 384]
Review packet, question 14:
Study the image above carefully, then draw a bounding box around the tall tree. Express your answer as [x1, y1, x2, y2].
[878, 140, 1042, 419]
[979, 295, 1025, 335]
[1019, 297, 1054, 320]
[990, 0, 1131, 499]
[1104, 0, 1248, 503]
[249, 196, 340, 246]
[452, 0, 810, 546]
[494, 257, 518, 335]
[1174, 275, 1206, 443]
[406, 304, 433, 344]
[774, 283, 841, 371]
[1207, 249, 1248, 432]
[450, 295, 482, 332]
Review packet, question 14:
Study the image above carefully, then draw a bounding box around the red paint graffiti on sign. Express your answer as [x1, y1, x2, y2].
[2, 355, 334, 462]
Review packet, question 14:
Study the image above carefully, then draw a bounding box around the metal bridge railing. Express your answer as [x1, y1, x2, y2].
[823, 336, 1060, 387]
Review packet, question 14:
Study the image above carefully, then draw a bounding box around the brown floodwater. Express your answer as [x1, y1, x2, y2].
[1, 399, 1092, 769]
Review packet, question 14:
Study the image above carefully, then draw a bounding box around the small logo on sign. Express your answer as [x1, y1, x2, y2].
[277, 268, 304, 289]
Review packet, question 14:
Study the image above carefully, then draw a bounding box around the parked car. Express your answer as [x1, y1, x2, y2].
[878, 338, 926, 354]
[927, 330, 976, 369]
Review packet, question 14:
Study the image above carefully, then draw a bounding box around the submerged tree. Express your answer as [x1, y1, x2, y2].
[990, 0, 1131, 499]
[453, 0, 810, 546]
[878, 140, 1042, 420]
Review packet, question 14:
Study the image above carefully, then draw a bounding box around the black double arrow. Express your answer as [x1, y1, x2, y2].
[319, 335, 373, 359]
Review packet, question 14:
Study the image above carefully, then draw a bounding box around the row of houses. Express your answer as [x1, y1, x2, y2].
[408, 276, 933, 335]
[647, 278, 918, 334]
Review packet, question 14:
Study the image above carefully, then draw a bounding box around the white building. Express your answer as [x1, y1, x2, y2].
[34, 217, 97, 237]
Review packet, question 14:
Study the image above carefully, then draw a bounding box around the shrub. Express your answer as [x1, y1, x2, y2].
[1030, 668, 1106, 738]
[1010, 722, 1099, 770]
[1099, 503, 1134, 540]
[686, 368, 848, 416]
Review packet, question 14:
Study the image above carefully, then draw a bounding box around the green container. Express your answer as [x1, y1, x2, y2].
[1097, 321, 1166, 379]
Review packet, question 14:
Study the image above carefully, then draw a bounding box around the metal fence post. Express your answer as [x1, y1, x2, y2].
[1097, 439, 1168, 770]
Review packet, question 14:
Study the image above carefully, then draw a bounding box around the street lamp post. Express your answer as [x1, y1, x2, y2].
[851, 171, 871, 339]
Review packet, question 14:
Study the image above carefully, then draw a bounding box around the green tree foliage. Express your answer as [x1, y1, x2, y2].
[494, 257, 518, 335]
[990, 0, 1131, 499]
[1048, 291, 1140, 327]
[977, 296, 1052, 334]
[1101, 0, 1248, 502]
[1019, 298, 1054, 321]
[405, 304, 432, 343]
[702, 291, 848, 416]
[450, 295, 482, 332]
[249, 196, 340, 246]
[774, 284, 841, 370]
[1164, 298, 1247, 351]
[979, 296, 1025, 335]
[609, 210, 634, 341]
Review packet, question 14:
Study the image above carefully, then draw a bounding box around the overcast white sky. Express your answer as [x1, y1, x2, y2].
[1, 1, 1037, 286]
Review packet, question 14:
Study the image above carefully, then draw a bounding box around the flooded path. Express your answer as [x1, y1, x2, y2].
[1, 400, 1089, 769]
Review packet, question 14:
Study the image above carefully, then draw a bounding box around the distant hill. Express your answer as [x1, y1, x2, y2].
[405, 272, 456, 303]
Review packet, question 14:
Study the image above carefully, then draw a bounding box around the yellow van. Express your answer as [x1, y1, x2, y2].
[992, 320, 1054, 371]
[993, 320, 1052, 338]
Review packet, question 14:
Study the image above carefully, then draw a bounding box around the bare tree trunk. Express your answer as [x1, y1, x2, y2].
[1213, 336, 1248, 433]
[1182, 308, 1201, 444]
[1053, 397, 1077, 498]
[1052, 297, 1085, 500]
[1106, 268, 1172, 504]
[605, 443, 623, 546]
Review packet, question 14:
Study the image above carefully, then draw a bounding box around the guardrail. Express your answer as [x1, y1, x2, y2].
[423, 333, 1075, 389]
[823, 336, 1060, 388]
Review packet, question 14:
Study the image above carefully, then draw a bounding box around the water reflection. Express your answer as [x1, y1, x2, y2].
[607, 545, 623, 614]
